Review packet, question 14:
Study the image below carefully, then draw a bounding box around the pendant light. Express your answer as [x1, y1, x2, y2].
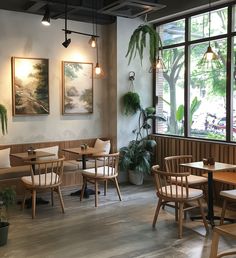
[199, 0, 221, 68]
[94, 2, 102, 75]
[89, 0, 96, 48]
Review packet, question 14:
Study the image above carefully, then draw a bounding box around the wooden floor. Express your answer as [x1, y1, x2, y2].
[1, 179, 236, 258]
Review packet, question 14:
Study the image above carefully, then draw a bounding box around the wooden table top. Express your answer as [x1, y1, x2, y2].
[62, 147, 102, 155]
[10, 151, 55, 161]
[180, 161, 236, 172]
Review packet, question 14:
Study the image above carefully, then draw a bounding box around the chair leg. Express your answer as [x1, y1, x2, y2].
[152, 198, 162, 228]
[209, 230, 220, 258]
[104, 180, 107, 196]
[80, 177, 86, 202]
[114, 178, 122, 201]
[22, 190, 27, 210]
[95, 180, 98, 207]
[175, 202, 179, 221]
[197, 198, 209, 233]
[57, 186, 65, 213]
[220, 199, 227, 225]
[51, 188, 54, 206]
[178, 202, 184, 239]
[32, 190, 36, 219]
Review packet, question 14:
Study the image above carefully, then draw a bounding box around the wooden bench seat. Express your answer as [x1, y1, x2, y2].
[203, 171, 236, 186]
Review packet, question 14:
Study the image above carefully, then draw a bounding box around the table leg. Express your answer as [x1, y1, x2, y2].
[207, 171, 215, 227]
[70, 154, 100, 198]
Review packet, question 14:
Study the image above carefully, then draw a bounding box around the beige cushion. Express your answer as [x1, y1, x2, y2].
[21, 172, 59, 186]
[94, 139, 111, 154]
[160, 185, 203, 199]
[63, 160, 79, 171]
[35, 146, 59, 160]
[0, 148, 11, 168]
[0, 165, 30, 179]
[171, 174, 208, 185]
[220, 189, 236, 199]
[82, 166, 117, 177]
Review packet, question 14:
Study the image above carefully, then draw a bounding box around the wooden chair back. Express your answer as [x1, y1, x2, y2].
[27, 156, 65, 187]
[93, 152, 119, 178]
[165, 155, 192, 173]
[152, 165, 190, 201]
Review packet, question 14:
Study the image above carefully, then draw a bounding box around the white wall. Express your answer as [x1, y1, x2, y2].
[0, 9, 110, 144]
[0, 10, 153, 151]
[116, 17, 153, 148]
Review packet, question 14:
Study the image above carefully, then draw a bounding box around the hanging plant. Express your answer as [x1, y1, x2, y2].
[126, 24, 162, 65]
[123, 91, 141, 116]
[0, 104, 7, 135]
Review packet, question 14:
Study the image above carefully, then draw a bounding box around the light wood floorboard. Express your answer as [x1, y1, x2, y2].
[1, 179, 236, 258]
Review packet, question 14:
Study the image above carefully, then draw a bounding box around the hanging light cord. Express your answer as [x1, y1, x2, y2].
[64, 0, 68, 40]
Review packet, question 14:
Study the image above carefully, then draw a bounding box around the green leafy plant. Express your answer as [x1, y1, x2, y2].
[126, 24, 162, 65]
[119, 106, 163, 175]
[123, 91, 141, 115]
[0, 104, 7, 135]
[0, 188, 16, 222]
[119, 139, 156, 175]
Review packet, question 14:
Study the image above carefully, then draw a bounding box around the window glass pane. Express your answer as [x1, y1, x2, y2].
[232, 37, 236, 141]
[159, 19, 185, 46]
[189, 39, 227, 140]
[190, 7, 227, 40]
[156, 47, 185, 136]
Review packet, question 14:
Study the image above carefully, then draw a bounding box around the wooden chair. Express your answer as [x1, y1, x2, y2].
[209, 223, 236, 258]
[219, 189, 236, 225]
[152, 165, 208, 238]
[21, 156, 65, 219]
[80, 152, 121, 207]
[164, 155, 208, 186]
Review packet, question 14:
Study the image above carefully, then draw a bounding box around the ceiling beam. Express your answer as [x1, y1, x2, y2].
[24, 1, 47, 12]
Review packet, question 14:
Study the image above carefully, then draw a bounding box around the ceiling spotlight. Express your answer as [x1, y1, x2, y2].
[41, 6, 50, 26]
[62, 38, 71, 48]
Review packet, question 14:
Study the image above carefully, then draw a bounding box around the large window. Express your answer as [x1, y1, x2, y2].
[155, 3, 236, 142]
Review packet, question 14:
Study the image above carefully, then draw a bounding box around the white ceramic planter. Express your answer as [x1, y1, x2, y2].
[128, 170, 143, 185]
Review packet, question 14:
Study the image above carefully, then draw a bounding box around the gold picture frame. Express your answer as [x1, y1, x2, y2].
[12, 57, 49, 116]
[62, 61, 93, 114]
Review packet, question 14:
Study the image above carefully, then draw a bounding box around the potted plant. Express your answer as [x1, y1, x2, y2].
[0, 104, 8, 135]
[123, 91, 141, 116]
[0, 187, 16, 246]
[120, 107, 162, 185]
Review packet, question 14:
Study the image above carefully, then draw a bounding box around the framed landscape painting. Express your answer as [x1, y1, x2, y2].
[12, 57, 49, 115]
[62, 61, 93, 114]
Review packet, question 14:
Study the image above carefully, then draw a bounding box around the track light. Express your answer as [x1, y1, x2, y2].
[62, 37, 71, 48]
[41, 6, 50, 26]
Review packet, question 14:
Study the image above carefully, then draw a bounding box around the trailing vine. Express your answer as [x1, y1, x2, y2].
[126, 24, 162, 65]
[0, 104, 7, 135]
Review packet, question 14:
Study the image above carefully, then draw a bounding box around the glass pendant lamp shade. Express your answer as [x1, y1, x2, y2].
[149, 56, 167, 73]
[95, 63, 101, 75]
[89, 36, 96, 48]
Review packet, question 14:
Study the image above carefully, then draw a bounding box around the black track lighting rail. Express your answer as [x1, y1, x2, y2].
[62, 29, 99, 38]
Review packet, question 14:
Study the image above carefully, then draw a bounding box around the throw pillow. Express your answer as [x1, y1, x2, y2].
[94, 139, 111, 154]
[0, 148, 11, 168]
[35, 146, 59, 160]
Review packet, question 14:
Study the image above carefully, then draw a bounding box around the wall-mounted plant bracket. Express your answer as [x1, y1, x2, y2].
[129, 71, 135, 81]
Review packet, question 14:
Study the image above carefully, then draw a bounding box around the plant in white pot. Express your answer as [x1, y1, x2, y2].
[0, 187, 16, 246]
[120, 107, 161, 185]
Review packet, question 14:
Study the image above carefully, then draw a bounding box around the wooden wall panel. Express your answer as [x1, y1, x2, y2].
[150, 135, 236, 171]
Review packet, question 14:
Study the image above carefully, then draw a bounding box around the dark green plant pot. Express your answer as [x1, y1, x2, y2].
[0, 222, 9, 246]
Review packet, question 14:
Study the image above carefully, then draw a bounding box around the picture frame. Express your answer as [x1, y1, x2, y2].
[62, 61, 93, 114]
[11, 57, 49, 116]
